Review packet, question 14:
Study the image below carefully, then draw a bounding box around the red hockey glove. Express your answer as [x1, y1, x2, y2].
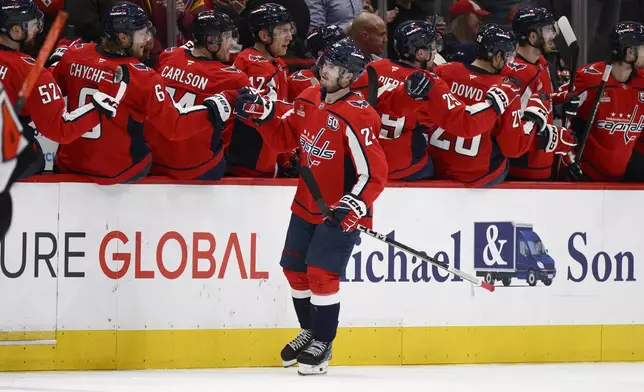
[203, 87, 257, 127]
[522, 92, 550, 134]
[326, 193, 367, 232]
[537, 124, 578, 155]
[405, 70, 435, 101]
[486, 76, 521, 115]
[233, 91, 275, 124]
[277, 148, 300, 178]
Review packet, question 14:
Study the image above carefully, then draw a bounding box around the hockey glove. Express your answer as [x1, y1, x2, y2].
[234, 92, 275, 124]
[537, 124, 578, 155]
[91, 91, 120, 119]
[405, 70, 434, 101]
[277, 149, 300, 178]
[90, 64, 130, 119]
[326, 193, 367, 232]
[46, 39, 82, 68]
[561, 152, 590, 181]
[562, 94, 581, 118]
[204, 93, 233, 122]
[486, 76, 521, 115]
[522, 93, 550, 134]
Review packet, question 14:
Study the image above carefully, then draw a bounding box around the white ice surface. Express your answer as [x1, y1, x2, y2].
[0, 363, 642, 392]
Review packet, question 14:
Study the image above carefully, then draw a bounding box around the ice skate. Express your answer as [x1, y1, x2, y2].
[281, 329, 313, 367]
[297, 340, 332, 376]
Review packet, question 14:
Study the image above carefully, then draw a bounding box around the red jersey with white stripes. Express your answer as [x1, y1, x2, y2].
[149, 47, 250, 179]
[502, 53, 555, 180]
[559, 62, 644, 180]
[432, 62, 536, 186]
[376, 70, 512, 180]
[354, 60, 429, 179]
[246, 86, 387, 227]
[230, 47, 290, 177]
[352, 58, 417, 95]
[52, 43, 214, 184]
[0, 45, 101, 145]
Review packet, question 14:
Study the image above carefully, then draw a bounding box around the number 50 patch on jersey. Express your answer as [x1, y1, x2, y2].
[0, 84, 26, 162]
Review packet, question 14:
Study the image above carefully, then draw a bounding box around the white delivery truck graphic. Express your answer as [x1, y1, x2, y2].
[473, 222, 556, 287]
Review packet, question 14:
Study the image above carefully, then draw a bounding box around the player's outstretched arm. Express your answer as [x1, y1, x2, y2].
[403, 70, 520, 139]
[26, 68, 108, 144]
[232, 90, 299, 152]
[141, 69, 227, 141]
[495, 92, 548, 158]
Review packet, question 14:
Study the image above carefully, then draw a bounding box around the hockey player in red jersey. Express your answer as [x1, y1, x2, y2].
[433, 24, 550, 186]
[502, 7, 579, 180]
[147, 10, 249, 180]
[234, 41, 387, 375]
[560, 22, 644, 181]
[287, 24, 346, 102]
[227, 3, 293, 177]
[352, 20, 442, 95]
[373, 21, 523, 180]
[51, 3, 232, 185]
[0, 0, 122, 179]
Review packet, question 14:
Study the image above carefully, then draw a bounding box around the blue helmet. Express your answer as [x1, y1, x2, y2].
[320, 41, 368, 82]
[610, 22, 644, 61]
[192, 10, 238, 46]
[475, 24, 516, 62]
[248, 3, 293, 41]
[306, 24, 346, 56]
[393, 20, 440, 62]
[103, 2, 152, 40]
[512, 7, 555, 42]
[0, 0, 43, 35]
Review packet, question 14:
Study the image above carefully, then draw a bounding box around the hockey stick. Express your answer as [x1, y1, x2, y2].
[554, 16, 579, 179]
[15, 11, 68, 113]
[298, 166, 495, 292]
[576, 62, 612, 162]
[366, 66, 378, 107]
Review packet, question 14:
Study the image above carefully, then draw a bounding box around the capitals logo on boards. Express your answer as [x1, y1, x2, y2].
[299, 128, 336, 167]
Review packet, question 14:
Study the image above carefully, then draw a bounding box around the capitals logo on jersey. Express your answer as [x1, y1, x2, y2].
[291, 71, 312, 81]
[249, 55, 268, 62]
[347, 100, 369, 109]
[300, 128, 336, 166]
[506, 61, 527, 72]
[222, 66, 241, 73]
[596, 106, 644, 144]
[582, 65, 602, 75]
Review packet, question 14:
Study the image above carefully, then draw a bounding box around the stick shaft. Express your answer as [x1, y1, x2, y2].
[356, 224, 492, 290]
[577, 64, 612, 161]
[299, 166, 494, 292]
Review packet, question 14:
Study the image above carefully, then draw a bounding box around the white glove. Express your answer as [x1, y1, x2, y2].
[522, 93, 550, 134]
[91, 91, 120, 119]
